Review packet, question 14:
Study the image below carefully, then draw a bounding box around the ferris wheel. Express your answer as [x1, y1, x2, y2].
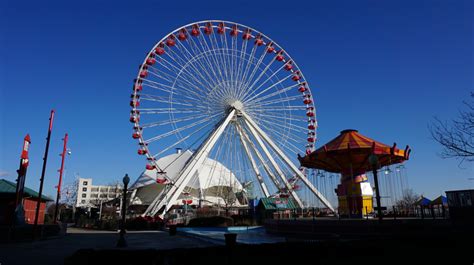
[130, 20, 334, 217]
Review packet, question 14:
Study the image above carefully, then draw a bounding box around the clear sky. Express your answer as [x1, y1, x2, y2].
[1, 0, 472, 200]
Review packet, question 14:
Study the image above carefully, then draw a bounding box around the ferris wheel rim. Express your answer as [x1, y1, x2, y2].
[130, 20, 318, 180]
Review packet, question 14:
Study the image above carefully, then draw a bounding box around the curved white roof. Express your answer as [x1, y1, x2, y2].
[130, 150, 242, 191]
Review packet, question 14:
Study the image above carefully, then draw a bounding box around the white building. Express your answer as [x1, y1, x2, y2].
[76, 177, 122, 208]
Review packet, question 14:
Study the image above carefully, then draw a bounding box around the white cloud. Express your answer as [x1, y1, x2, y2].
[0, 170, 10, 177]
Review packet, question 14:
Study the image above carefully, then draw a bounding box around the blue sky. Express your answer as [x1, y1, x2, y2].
[1, 0, 472, 200]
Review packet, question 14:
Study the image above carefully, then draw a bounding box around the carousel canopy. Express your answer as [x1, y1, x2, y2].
[299, 129, 410, 176]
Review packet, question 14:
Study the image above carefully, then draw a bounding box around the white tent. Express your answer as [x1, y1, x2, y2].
[130, 150, 243, 207]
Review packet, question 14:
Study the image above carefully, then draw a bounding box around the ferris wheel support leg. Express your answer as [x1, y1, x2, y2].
[242, 112, 335, 212]
[235, 123, 270, 197]
[242, 118, 305, 208]
[240, 127, 283, 192]
[144, 110, 236, 218]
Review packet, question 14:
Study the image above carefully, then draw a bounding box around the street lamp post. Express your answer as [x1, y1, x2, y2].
[54, 133, 69, 223]
[369, 154, 383, 222]
[117, 174, 130, 248]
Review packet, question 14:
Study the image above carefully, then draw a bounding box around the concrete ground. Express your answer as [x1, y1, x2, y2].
[0, 228, 214, 265]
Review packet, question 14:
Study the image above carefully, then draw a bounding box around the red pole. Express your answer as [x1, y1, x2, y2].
[33, 110, 54, 238]
[54, 133, 68, 223]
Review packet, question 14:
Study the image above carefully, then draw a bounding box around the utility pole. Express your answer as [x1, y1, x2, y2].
[33, 110, 55, 239]
[54, 133, 68, 223]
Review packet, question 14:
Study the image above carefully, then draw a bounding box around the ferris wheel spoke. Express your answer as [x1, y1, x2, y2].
[244, 73, 292, 103]
[168, 42, 220, 93]
[141, 113, 215, 129]
[238, 43, 268, 98]
[239, 57, 277, 100]
[235, 35, 248, 90]
[149, 56, 213, 100]
[140, 94, 194, 107]
[242, 65, 289, 103]
[185, 33, 222, 88]
[153, 53, 215, 97]
[248, 83, 301, 105]
[247, 112, 307, 124]
[152, 121, 216, 158]
[246, 106, 307, 112]
[196, 31, 228, 87]
[138, 109, 208, 115]
[237, 43, 258, 99]
[221, 33, 234, 91]
[254, 116, 307, 135]
[250, 95, 301, 107]
[144, 115, 217, 144]
[209, 31, 230, 83]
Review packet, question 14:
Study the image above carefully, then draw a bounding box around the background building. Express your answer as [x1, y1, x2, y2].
[75, 177, 122, 208]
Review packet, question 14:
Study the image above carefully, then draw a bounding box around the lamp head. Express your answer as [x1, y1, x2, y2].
[123, 174, 130, 185]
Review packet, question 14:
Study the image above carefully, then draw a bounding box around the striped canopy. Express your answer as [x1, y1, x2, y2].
[299, 129, 410, 176]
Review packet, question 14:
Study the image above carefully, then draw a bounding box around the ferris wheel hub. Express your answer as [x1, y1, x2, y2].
[229, 100, 243, 111]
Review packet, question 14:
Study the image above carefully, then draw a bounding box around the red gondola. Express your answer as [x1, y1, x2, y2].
[217, 22, 225, 34]
[242, 29, 251, 40]
[204, 22, 212, 35]
[267, 43, 275, 53]
[137, 149, 147, 155]
[166, 35, 176, 47]
[230, 25, 238, 37]
[292, 71, 301, 81]
[146, 57, 156, 65]
[191, 24, 200, 36]
[254, 34, 264, 46]
[133, 84, 142, 91]
[130, 100, 140, 107]
[146, 164, 156, 170]
[156, 178, 167, 184]
[276, 51, 284, 61]
[178, 28, 188, 41]
[155, 44, 165, 55]
[132, 132, 140, 139]
[130, 116, 139, 123]
[303, 94, 312, 104]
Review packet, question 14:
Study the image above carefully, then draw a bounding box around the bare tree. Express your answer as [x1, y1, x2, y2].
[221, 186, 236, 216]
[61, 178, 79, 206]
[430, 92, 474, 163]
[395, 189, 419, 209]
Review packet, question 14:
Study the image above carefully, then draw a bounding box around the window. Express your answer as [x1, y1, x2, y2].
[83, 181, 88, 186]
[81, 200, 86, 203]
[82, 187, 87, 192]
[82, 194, 86, 198]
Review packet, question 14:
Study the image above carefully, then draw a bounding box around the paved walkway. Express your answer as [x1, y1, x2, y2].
[0, 228, 214, 265]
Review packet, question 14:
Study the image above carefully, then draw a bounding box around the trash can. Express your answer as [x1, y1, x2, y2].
[169, 225, 177, 236]
[224, 233, 237, 247]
